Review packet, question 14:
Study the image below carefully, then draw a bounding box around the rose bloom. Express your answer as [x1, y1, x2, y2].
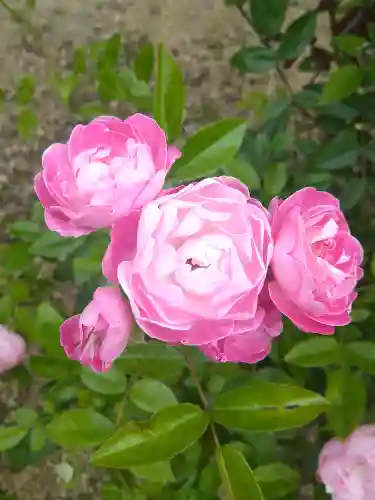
[103, 176, 274, 354]
[268, 187, 363, 334]
[60, 287, 132, 372]
[0, 325, 26, 373]
[318, 426, 375, 500]
[35, 114, 181, 237]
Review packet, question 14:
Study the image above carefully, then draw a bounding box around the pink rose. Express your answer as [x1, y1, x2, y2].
[60, 287, 132, 372]
[0, 325, 26, 373]
[269, 187, 363, 334]
[103, 176, 273, 346]
[34, 114, 181, 237]
[318, 426, 375, 500]
[199, 286, 282, 363]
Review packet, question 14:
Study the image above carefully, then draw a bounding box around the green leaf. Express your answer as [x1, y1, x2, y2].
[154, 43, 186, 141]
[92, 403, 209, 468]
[0, 296, 12, 324]
[285, 337, 340, 367]
[254, 463, 300, 499]
[172, 118, 247, 181]
[117, 341, 185, 383]
[16, 76, 35, 106]
[81, 366, 127, 395]
[29, 424, 46, 452]
[8, 220, 39, 242]
[129, 379, 178, 413]
[217, 444, 264, 500]
[36, 302, 65, 359]
[103, 33, 122, 67]
[346, 341, 375, 373]
[278, 11, 317, 61]
[46, 409, 115, 450]
[30, 355, 78, 379]
[30, 231, 84, 259]
[264, 163, 287, 196]
[224, 158, 261, 189]
[14, 408, 37, 429]
[314, 129, 359, 170]
[130, 461, 175, 483]
[326, 369, 366, 438]
[322, 65, 363, 103]
[211, 381, 329, 431]
[0, 426, 28, 451]
[73, 47, 87, 74]
[250, 0, 289, 36]
[134, 42, 154, 83]
[333, 34, 365, 54]
[231, 47, 277, 73]
[17, 108, 38, 139]
[340, 177, 366, 210]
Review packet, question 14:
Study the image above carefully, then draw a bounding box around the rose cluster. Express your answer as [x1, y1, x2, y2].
[34, 114, 363, 373]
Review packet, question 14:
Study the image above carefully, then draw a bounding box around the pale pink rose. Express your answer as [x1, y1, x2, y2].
[104, 176, 273, 346]
[318, 426, 375, 500]
[34, 114, 181, 237]
[199, 286, 282, 363]
[269, 187, 363, 334]
[60, 287, 133, 372]
[0, 325, 26, 373]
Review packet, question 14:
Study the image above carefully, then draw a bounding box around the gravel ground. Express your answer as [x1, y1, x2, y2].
[0, 0, 324, 497]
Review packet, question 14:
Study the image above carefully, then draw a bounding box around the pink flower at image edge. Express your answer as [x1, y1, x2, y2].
[318, 425, 375, 500]
[0, 325, 27, 373]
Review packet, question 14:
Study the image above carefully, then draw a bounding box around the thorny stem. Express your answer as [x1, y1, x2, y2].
[184, 351, 221, 449]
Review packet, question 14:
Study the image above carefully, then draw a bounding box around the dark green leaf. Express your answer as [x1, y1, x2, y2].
[17, 108, 38, 140]
[172, 118, 247, 181]
[250, 0, 289, 36]
[103, 33, 122, 67]
[92, 403, 209, 468]
[254, 462, 300, 499]
[322, 65, 363, 102]
[314, 129, 359, 170]
[326, 369, 366, 438]
[36, 302, 66, 359]
[129, 379, 177, 413]
[117, 341, 185, 383]
[8, 220, 39, 242]
[278, 11, 317, 60]
[46, 409, 115, 449]
[211, 381, 329, 431]
[30, 356, 78, 379]
[224, 158, 260, 189]
[231, 47, 277, 73]
[217, 444, 264, 500]
[340, 178, 366, 210]
[154, 43, 186, 141]
[73, 48, 87, 74]
[346, 341, 375, 373]
[30, 424, 46, 452]
[264, 163, 287, 196]
[30, 231, 84, 259]
[0, 426, 28, 451]
[134, 42, 154, 83]
[81, 366, 127, 395]
[285, 337, 340, 367]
